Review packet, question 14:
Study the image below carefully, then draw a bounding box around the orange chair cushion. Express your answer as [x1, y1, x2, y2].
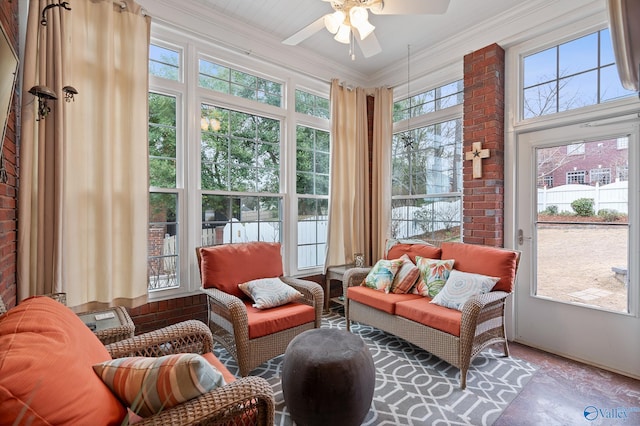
[395, 297, 462, 337]
[0, 297, 127, 425]
[440, 242, 519, 292]
[347, 286, 422, 315]
[386, 243, 442, 263]
[202, 352, 237, 384]
[200, 242, 284, 299]
[245, 301, 316, 339]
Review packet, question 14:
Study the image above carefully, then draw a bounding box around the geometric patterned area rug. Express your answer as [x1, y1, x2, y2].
[213, 311, 538, 426]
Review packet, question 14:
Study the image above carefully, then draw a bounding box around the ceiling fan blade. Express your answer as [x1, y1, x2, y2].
[282, 16, 326, 46]
[356, 31, 382, 58]
[371, 0, 451, 15]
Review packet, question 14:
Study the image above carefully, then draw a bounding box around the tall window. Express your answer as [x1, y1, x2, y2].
[295, 90, 330, 269]
[148, 91, 179, 290]
[200, 104, 283, 245]
[523, 28, 635, 119]
[392, 78, 463, 246]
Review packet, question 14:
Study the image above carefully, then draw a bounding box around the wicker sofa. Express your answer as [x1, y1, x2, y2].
[343, 241, 520, 389]
[0, 296, 275, 425]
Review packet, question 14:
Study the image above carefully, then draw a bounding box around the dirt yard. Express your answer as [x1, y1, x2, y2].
[536, 224, 628, 312]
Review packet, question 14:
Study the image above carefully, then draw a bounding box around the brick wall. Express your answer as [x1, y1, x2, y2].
[0, 1, 19, 309]
[462, 44, 506, 247]
[128, 294, 208, 335]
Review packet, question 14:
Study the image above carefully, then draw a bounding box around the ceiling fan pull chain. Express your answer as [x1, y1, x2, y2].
[350, 30, 356, 60]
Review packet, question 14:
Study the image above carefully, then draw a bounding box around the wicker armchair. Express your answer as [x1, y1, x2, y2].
[106, 320, 275, 425]
[197, 242, 324, 377]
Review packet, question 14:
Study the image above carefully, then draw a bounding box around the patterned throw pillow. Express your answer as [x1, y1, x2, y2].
[413, 257, 455, 297]
[430, 269, 500, 311]
[238, 277, 303, 309]
[388, 254, 420, 294]
[93, 354, 226, 417]
[362, 259, 404, 291]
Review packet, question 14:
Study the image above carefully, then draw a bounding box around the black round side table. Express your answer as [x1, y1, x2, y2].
[281, 328, 375, 426]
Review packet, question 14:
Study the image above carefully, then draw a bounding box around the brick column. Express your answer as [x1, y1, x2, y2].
[462, 44, 505, 247]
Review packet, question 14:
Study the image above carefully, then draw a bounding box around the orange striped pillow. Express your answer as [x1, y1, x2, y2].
[93, 354, 226, 417]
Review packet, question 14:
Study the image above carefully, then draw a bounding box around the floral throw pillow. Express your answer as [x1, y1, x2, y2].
[430, 269, 500, 311]
[388, 254, 420, 294]
[238, 277, 303, 309]
[362, 259, 404, 292]
[413, 257, 455, 297]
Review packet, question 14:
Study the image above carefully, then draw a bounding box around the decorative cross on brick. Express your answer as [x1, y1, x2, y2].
[465, 141, 490, 179]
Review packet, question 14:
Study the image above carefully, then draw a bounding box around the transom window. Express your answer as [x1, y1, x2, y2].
[198, 59, 282, 107]
[149, 44, 180, 81]
[296, 90, 330, 119]
[522, 28, 635, 119]
[393, 80, 463, 122]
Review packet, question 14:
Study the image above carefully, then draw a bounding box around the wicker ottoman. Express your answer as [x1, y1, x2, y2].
[281, 328, 375, 426]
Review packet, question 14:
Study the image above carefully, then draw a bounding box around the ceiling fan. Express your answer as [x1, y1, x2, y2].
[282, 0, 451, 59]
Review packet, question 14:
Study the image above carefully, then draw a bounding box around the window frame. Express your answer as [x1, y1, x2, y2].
[146, 26, 331, 301]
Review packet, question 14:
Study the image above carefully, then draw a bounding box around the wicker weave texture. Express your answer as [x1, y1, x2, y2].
[197, 245, 324, 377]
[106, 320, 275, 425]
[344, 248, 520, 390]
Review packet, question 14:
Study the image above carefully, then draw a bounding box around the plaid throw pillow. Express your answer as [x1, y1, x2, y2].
[93, 354, 225, 417]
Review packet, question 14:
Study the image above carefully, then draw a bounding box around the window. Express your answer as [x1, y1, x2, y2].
[394, 80, 463, 122]
[391, 119, 463, 244]
[522, 28, 635, 119]
[149, 44, 180, 81]
[296, 90, 330, 119]
[147, 32, 331, 296]
[617, 137, 629, 150]
[566, 170, 586, 184]
[538, 175, 554, 188]
[296, 125, 329, 269]
[198, 59, 282, 107]
[148, 92, 179, 291]
[617, 165, 628, 182]
[200, 103, 282, 245]
[567, 143, 585, 156]
[590, 168, 611, 185]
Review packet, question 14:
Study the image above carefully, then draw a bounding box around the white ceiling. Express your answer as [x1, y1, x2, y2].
[144, 0, 605, 85]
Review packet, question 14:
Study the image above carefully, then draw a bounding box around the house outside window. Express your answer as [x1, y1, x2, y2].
[391, 79, 463, 245]
[590, 167, 611, 185]
[566, 170, 586, 184]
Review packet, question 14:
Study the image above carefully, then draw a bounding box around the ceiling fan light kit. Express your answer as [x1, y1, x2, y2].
[283, 0, 451, 59]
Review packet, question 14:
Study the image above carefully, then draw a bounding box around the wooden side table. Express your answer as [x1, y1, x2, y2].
[324, 264, 355, 312]
[77, 306, 135, 345]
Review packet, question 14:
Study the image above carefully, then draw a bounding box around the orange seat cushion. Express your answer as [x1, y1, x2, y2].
[245, 301, 316, 339]
[0, 297, 127, 425]
[347, 286, 422, 315]
[387, 243, 442, 263]
[395, 297, 462, 337]
[202, 352, 237, 384]
[440, 242, 519, 292]
[199, 242, 284, 299]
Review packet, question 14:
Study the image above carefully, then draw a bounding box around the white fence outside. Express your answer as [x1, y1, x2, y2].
[538, 181, 628, 214]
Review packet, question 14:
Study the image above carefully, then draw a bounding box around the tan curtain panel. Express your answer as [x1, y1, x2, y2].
[324, 80, 368, 270]
[18, 0, 150, 310]
[369, 86, 393, 262]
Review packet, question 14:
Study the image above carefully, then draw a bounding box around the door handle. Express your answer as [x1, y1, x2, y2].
[518, 229, 532, 245]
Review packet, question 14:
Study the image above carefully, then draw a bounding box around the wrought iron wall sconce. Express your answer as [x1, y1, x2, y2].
[28, 85, 57, 121]
[28, 1, 77, 121]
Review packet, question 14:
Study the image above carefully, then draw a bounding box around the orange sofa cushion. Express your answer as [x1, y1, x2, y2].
[395, 297, 462, 337]
[440, 242, 519, 292]
[347, 286, 422, 315]
[200, 242, 284, 299]
[245, 301, 315, 339]
[387, 243, 442, 263]
[0, 297, 127, 425]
